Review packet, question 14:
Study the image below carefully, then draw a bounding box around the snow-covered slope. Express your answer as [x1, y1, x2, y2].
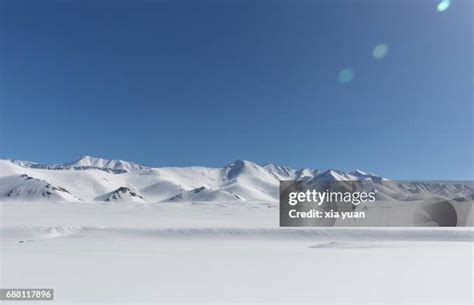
[0, 174, 80, 202]
[0, 157, 472, 204]
[97, 187, 145, 203]
[164, 187, 244, 203]
[263, 163, 295, 180]
[220, 160, 280, 202]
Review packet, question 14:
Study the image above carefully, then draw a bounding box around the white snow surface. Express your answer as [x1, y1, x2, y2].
[0, 202, 473, 304]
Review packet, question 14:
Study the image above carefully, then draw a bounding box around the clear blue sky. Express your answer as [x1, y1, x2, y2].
[0, 0, 472, 179]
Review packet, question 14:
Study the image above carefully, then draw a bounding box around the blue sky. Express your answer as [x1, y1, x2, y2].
[0, 0, 472, 179]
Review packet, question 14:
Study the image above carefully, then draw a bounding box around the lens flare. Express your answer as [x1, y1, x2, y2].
[338, 69, 354, 84]
[437, 0, 450, 12]
[373, 43, 389, 59]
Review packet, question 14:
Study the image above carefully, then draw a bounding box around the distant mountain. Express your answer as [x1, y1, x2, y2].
[0, 156, 472, 204]
[8, 155, 148, 173]
[63, 155, 148, 173]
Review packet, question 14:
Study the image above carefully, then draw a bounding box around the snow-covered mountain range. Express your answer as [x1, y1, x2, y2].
[7, 155, 147, 173]
[0, 156, 472, 204]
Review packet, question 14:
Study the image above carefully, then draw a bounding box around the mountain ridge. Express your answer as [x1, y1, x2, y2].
[7, 155, 148, 173]
[0, 156, 472, 204]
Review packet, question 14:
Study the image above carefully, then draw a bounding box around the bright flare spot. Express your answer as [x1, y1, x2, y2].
[373, 43, 389, 59]
[338, 69, 354, 84]
[437, 0, 450, 12]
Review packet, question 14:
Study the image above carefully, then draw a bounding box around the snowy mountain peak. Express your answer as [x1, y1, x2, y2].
[350, 169, 368, 176]
[348, 169, 386, 183]
[63, 156, 148, 173]
[294, 168, 321, 180]
[224, 160, 263, 180]
[7, 159, 41, 168]
[226, 159, 256, 169]
[311, 169, 385, 183]
[263, 163, 295, 180]
[97, 186, 145, 203]
[313, 169, 352, 181]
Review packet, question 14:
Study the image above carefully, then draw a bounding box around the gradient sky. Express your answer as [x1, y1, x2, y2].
[0, 0, 472, 179]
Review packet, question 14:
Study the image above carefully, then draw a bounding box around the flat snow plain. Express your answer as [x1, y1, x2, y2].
[1, 202, 473, 305]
